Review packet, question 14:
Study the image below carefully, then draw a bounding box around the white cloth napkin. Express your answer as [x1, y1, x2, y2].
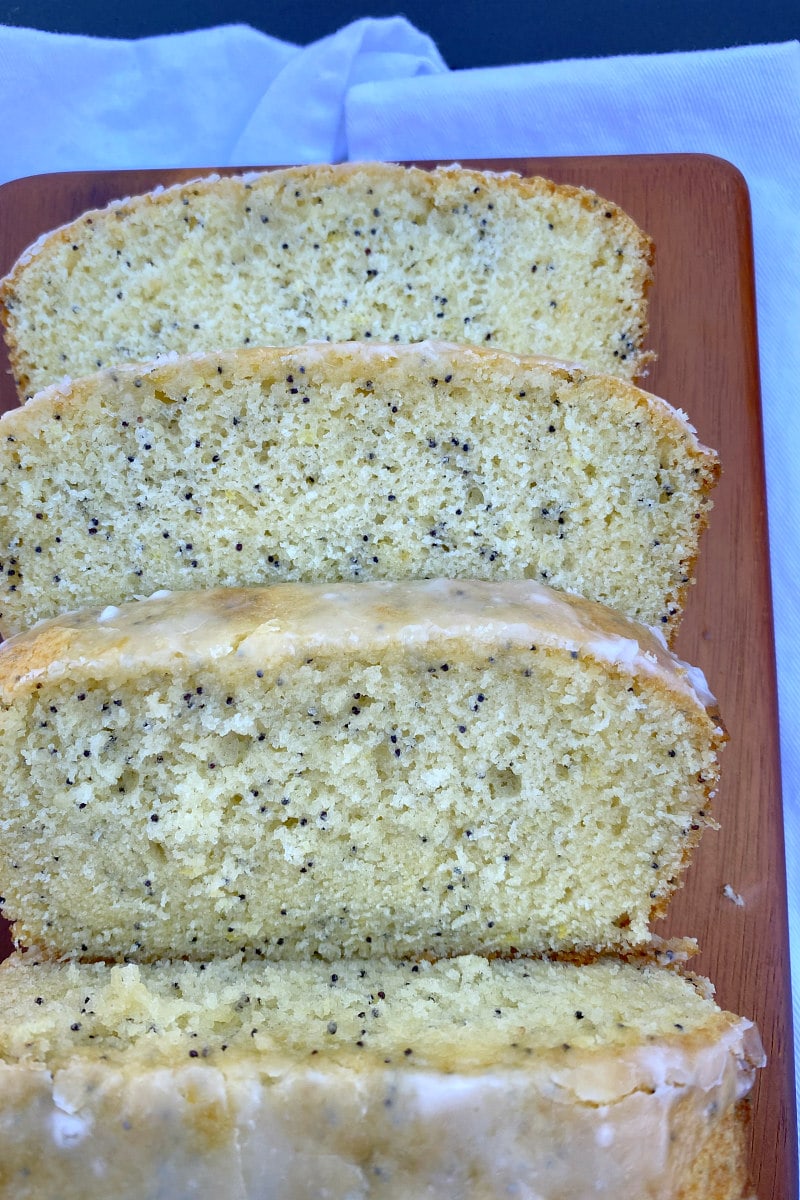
[0, 18, 446, 177]
[1, 15, 799, 1112]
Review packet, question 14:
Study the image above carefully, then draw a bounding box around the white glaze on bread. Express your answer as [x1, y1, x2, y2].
[0, 954, 763, 1200]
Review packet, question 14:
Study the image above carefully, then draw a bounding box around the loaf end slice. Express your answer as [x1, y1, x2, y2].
[0, 953, 764, 1200]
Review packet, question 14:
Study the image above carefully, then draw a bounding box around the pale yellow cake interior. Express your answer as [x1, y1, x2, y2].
[0, 953, 734, 1071]
[0, 163, 653, 393]
[0, 591, 719, 962]
[0, 342, 716, 638]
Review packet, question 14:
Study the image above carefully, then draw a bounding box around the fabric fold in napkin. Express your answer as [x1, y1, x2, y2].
[0, 18, 446, 179]
[0, 14, 799, 1123]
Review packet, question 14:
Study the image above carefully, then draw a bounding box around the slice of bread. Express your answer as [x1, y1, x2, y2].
[0, 162, 654, 395]
[0, 341, 717, 640]
[0, 952, 763, 1200]
[0, 580, 723, 962]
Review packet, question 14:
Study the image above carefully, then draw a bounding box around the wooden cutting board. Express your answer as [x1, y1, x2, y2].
[0, 155, 794, 1198]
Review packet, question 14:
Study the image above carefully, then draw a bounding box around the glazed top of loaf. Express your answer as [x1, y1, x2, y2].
[0, 579, 718, 719]
[0, 954, 764, 1200]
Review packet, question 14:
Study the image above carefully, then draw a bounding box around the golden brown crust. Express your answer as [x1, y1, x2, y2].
[677, 1101, 753, 1200]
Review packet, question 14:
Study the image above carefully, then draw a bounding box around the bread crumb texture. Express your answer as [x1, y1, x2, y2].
[0, 163, 654, 394]
[0, 580, 723, 962]
[0, 954, 763, 1200]
[0, 341, 716, 639]
[0, 952, 747, 1069]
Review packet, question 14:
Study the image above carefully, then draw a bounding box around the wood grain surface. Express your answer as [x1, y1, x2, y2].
[0, 155, 794, 1198]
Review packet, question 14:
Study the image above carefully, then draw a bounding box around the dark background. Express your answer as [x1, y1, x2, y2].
[0, 0, 796, 68]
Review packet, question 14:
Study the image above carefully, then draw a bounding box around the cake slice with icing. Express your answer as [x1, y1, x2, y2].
[0, 579, 723, 962]
[0, 952, 763, 1200]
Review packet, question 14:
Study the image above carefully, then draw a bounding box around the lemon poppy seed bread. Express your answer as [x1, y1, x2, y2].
[0, 162, 654, 395]
[0, 953, 763, 1200]
[0, 340, 717, 640]
[0, 340, 719, 638]
[0, 580, 723, 963]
